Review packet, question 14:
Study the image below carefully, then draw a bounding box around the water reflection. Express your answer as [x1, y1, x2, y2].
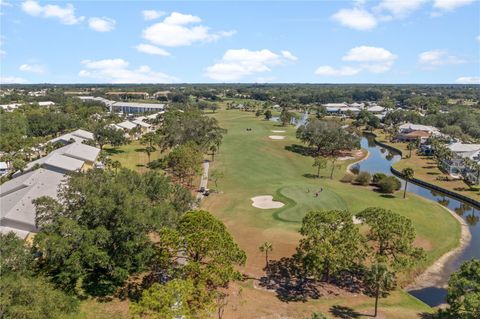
[358, 135, 480, 307]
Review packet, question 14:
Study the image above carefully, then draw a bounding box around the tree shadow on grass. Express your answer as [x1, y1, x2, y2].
[258, 257, 320, 302]
[104, 148, 125, 155]
[134, 148, 147, 153]
[303, 173, 325, 179]
[258, 257, 364, 303]
[329, 305, 362, 318]
[380, 194, 396, 199]
[285, 144, 314, 157]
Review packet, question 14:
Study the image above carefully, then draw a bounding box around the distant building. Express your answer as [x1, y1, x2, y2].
[30, 101, 55, 107]
[106, 92, 149, 100]
[111, 102, 165, 114]
[396, 123, 440, 142]
[0, 103, 23, 112]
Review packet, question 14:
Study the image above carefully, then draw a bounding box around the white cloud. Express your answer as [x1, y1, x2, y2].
[455, 76, 480, 84]
[78, 58, 178, 83]
[331, 7, 378, 31]
[205, 49, 296, 81]
[374, 0, 428, 19]
[21, 0, 84, 25]
[418, 50, 465, 66]
[135, 43, 171, 56]
[342, 45, 397, 73]
[343, 46, 397, 62]
[142, 10, 166, 21]
[315, 45, 397, 77]
[314, 66, 361, 76]
[0, 76, 28, 84]
[281, 50, 298, 61]
[433, 0, 475, 11]
[19, 63, 45, 73]
[477, 35, 480, 42]
[88, 17, 116, 32]
[142, 12, 235, 47]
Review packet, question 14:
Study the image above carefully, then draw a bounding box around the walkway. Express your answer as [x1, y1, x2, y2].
[195, 160, 210, 202]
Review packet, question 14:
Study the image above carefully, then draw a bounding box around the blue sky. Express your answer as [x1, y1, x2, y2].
[1, 0, 479, 84]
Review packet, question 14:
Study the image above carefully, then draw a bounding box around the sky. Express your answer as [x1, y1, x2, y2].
[0, 0, 479, 84]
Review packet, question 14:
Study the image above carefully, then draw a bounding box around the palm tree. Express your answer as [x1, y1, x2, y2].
[144, 146, 156, 164]
[258, 241, 273, 270]
[401, 167, 414, 199]
[365, 262, 395, 318]
[111, 160, 121, 174]
[407, 141, 417, 158]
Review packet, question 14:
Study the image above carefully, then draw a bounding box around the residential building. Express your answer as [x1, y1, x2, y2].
[49, 129, 95, 145]
[440, 143, 480, 182]
[396, 123, 440, 142]
[1, 139, 100, 238]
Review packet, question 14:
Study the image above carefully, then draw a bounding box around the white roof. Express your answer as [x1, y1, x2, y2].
[44, 153, 85, 171]
[0, 162, 7, 169]
[146, 111, 165, 119]
[350, 102, 365, 108]
[49, 129, 94, 144]
[112, 102, 165, 109]
[61, 143, 100, 163]
[448, 143, 480, 154]
[117, 121, 138, 130]
[37, 101, 55, 106]
[23, 142, 100, 173]
[367, 106, 385, 112]
[132, 119, 151, 128]
[323, 103, 348, 107]
[0, 168, 67, 238]
[398, 123, 439, 133]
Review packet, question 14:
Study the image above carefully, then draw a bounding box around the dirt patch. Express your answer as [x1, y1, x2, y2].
[268, 135, 286, 140]
[251, 195, 285, 209]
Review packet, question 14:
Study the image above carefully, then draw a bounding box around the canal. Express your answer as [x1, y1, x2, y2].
[355, 135, 479, 307]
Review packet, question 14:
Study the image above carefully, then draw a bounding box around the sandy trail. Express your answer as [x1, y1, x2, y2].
[271, 130, 286, 133]
[269, 135, 285, 140]
[251, 195, 285, 209]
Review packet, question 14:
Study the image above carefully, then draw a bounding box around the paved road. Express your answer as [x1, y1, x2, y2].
[195, 160, 210, 202]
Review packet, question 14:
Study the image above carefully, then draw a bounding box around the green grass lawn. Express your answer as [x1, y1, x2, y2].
[104, 140, 163, 173]
[200, 109, 462, 318]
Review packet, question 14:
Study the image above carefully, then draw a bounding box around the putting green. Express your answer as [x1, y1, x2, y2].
[273, 185, 348, 223]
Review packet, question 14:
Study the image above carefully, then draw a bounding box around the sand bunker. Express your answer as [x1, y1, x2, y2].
[337, 156, 355, 161]
[269, 135, 286, 140]
[251, 195, 285, 209]
[271, 130, 286, 133]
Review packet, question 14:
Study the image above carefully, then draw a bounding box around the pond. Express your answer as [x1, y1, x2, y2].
[355, 135, 479, 307]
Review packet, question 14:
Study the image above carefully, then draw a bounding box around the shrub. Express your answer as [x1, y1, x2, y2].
[340, 174, 354, 183]
[354, 171, 371, 185]
[378, 176, 401, 194]
[350, 164, 360, 175]
[372, 172, 388, 184]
